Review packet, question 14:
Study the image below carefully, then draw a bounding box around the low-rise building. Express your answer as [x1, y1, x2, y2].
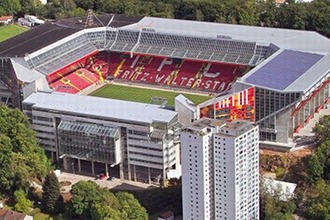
[0, 16, 13, 25]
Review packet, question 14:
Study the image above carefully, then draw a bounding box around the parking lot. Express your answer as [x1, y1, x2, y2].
[58, 172, 156, 193]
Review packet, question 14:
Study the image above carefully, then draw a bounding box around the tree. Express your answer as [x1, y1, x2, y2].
[257, 0, 277, 27]
[0, 106, 50, 195]
[313, 115, 330, 142]
[306, 0, 330, 37]
[308, 140, 330, 181]
[90, 203, 122, 220]
[71, 180, 101, 218]
[70, 181, 148, 219]
[0, 0, 22, 15]
[260, 179, 296, 220]
[306, 180, 330, 219]
[13, 189, 33, 213]
[308, 154, 324, 182]
[117, 191, 148, 220]
[42, 172, 61, 213]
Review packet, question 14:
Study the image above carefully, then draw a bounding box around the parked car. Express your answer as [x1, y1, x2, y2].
[96, 172, 107, 180]
[107, 176, 115, 181]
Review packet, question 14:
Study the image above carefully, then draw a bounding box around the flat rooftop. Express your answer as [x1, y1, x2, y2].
[0, 14, 143, 57]
[182, 118, 255, 137]
[23, 92, 177, 124]
[124, 16, 330, 54]
[243, 49, 324, 92]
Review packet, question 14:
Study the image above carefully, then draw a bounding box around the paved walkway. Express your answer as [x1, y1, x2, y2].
[295, 105, 330, 136]
[293, 105, 330, 149]
[58, 172, 156, 193]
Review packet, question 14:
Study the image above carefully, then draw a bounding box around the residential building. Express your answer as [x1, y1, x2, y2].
[158, 210, 174, 220]
[0, 207, 33, 220]
[0, 16, 13, 25]
[181, 118, 259, 220]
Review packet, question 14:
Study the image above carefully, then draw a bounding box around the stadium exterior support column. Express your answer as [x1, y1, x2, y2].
[105, 163, 109, 177]
[78, 159, 81, 173]
[63, 157, 68, 171]
[119, 163, 124, 180]
[134, 164, 137, 182]
[148, 167, 151, 184]
[163, 168, 166, 187]
[91, 161, 95, 175]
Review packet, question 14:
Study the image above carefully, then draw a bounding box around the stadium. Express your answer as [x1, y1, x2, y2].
[1, 12, 330, 184]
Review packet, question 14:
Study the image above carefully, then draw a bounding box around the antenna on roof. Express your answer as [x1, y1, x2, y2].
[85, 9, 106, 28]
[107, 14, 115, 27]
[85, 9, 94, 28]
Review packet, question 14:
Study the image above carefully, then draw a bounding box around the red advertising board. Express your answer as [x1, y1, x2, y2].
[200, 87, 255, 122]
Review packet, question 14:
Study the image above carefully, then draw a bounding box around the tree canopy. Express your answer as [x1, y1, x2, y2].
[313, 115, 330, 143]
[0, 0, 330, 37]
[0, 106, 50, 196]
[70, 180, 148, 219]
[260, 179, 296, 220]
[42, 172, 62, 214]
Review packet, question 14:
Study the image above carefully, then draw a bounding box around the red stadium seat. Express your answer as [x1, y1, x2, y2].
[47, 51, 245, 94]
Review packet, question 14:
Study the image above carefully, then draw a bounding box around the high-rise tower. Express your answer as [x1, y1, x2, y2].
[181, 118, 259, 220]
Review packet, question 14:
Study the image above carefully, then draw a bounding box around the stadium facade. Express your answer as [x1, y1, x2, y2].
[0, 13, 329, 182]
[23, 92, 180, 185]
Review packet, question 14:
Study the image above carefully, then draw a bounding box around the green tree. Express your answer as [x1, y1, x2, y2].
[308, 154, 324, 182]
[308, 140, 330, 181]
[306, 0, 330, 37]
[0, 0, 22, 15]
[117, 191, 148, 220]
[260, 179, 296, 220]
[42, 172, 61, 213]
[91, 203, 122, 220]
[13, 189, 33, 213]
[275, 2, 307, 29]
[313, 115, 330, 142]
[257, 0, 277, 27]
[306, 180, 330, 219]
[71, 180, 101, 218]
[71, 181, 142, 219]
[0, 106, 50, 195]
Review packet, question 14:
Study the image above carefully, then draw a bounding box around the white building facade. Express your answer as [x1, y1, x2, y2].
[181, 118, 259, 220]
[22, 92, 180, 186]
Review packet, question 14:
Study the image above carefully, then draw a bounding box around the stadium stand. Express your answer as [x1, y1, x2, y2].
[86, 51, 242, 92]
[2, 13, 330, 150]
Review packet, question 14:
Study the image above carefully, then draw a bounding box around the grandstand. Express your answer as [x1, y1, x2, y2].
[0, 13, 330, 183]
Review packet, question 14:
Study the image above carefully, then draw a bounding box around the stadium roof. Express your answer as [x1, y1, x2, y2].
[241, 50, 324, 92]
[123, 17, 330, 54]
[0, 14, 142, 57]
[0, 23, 78, 57]
[23, 92, 178, 124]
[11, 58, 44, 82]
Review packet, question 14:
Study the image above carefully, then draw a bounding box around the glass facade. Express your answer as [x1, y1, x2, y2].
[254, 88, 301, 142]
[58, 120, 120, 164]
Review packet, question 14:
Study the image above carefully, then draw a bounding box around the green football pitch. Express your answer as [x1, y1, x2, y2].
[90, 84, 212, 106]
[0, 24, 28, 42]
